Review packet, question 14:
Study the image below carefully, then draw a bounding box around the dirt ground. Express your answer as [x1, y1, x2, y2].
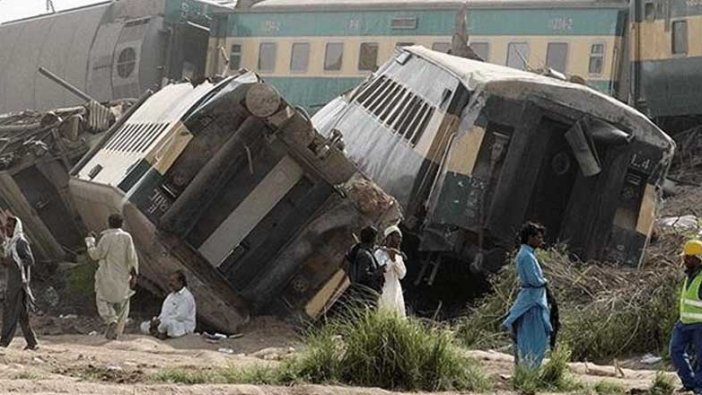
[0, 314, 674, 394]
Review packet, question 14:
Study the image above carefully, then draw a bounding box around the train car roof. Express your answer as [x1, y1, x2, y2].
[401, 45, 673, 152]
[0, 1, 113, 25]
[248, 0, 628, 11]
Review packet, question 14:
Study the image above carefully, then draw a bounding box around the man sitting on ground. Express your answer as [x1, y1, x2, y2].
[140, 270, 196, 339]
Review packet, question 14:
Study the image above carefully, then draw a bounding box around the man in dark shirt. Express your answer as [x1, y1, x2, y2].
[344, 226, 384, 309]
[0, 216, 38, 350]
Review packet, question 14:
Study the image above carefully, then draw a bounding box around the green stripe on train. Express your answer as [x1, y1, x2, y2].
[262, 76, 613, 113]
[221, 8, 624, 38]
[263, 76, 365, 111]
[165, 0, 217, 25]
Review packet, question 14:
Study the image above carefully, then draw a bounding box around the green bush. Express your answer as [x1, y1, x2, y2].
[649, 371, 675, 395]
[229, 308, 491, 392]
[512, 346, 582, 394]
[594, 380, 626, 395]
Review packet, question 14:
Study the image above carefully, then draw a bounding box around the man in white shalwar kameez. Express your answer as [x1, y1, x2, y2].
[141, 270, 196, 339]
[374, 225, 407, 317]
[85, 214, 138, 340]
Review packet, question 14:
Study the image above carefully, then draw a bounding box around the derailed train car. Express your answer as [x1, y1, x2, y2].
[313, 46, 675, 310]
[69, 72, 400, 332]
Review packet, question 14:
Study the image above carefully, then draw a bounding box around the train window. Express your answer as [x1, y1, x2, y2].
[673, 20, 688, 55]
[390, 17, 418, 30]
[471, 42, 490, 61]
[324, 43, 344, 71]
[506, 42, 529, 70]
[546, 43, 568, 73]
[644, 2, 655, 21]
[396, 42, 414, 48]
[588, 43, 605, 74]
[229, 44, 241, 70]
[432, 42, 451, 53]
[258, 43, 277, 72]
[358, 42, 379, 71]
[116, 47, 136, 79]
[290, 43, 310, 72]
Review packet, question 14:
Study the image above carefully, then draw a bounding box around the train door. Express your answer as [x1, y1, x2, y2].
[523, 118, 578, 241]
[168, 21, 210, 81]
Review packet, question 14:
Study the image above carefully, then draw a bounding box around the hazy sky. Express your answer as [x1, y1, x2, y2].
[0, 0, 103, 23]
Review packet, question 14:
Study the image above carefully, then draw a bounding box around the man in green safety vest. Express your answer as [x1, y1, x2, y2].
[671, 239, 702, 394]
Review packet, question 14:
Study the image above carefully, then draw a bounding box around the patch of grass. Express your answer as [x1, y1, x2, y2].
[227, 308, 491, 392]
[649, 371, 675, 395]
[152, 368, 225, 384]
[13, 371, 44, 380]
[66, 263, 97, 296]
[512, 346, 582, 394]
[594, 380, 626, 395]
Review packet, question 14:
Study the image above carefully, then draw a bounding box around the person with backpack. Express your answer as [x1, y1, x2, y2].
[344, 225, 384, 309]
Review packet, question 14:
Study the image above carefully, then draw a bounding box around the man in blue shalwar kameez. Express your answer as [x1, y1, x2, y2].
[502, 222, 552, 369]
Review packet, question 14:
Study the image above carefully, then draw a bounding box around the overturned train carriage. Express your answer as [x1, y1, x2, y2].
[313, 46, 675, 311]
[69, 72, 400, 332]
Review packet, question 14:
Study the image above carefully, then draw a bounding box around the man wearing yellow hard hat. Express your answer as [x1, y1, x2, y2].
[671, 239, 702, 394]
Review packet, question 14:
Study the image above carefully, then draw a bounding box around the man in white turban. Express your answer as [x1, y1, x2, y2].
[374, 225, 407, 317]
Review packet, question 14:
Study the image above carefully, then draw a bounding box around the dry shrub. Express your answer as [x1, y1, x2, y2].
[457, 230, 685, 362]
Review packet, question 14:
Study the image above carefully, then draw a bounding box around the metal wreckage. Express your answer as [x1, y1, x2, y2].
[69, 72, 401, 332]
[313, 46, 675, 312]
[0, 47, 675, 332]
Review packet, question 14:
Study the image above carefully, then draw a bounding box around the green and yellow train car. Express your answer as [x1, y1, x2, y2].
[312, 45, 674, 312]
[206, 0, 629, 112]
[630, 0, 702, 129]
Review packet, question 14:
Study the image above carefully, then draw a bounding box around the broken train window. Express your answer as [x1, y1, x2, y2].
[324, 43, 344, 71]
[358, 42, 379, 71]
[546, 42, 568, 73]
[506, 42, 529, 71]
[588, 43, 605, 75]
[230, 44, 242, 70]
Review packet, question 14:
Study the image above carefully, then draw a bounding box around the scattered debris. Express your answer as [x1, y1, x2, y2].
[657, 215, 700, 236]
[0, 99, 128, 265]
[639, 354, 663, 365]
